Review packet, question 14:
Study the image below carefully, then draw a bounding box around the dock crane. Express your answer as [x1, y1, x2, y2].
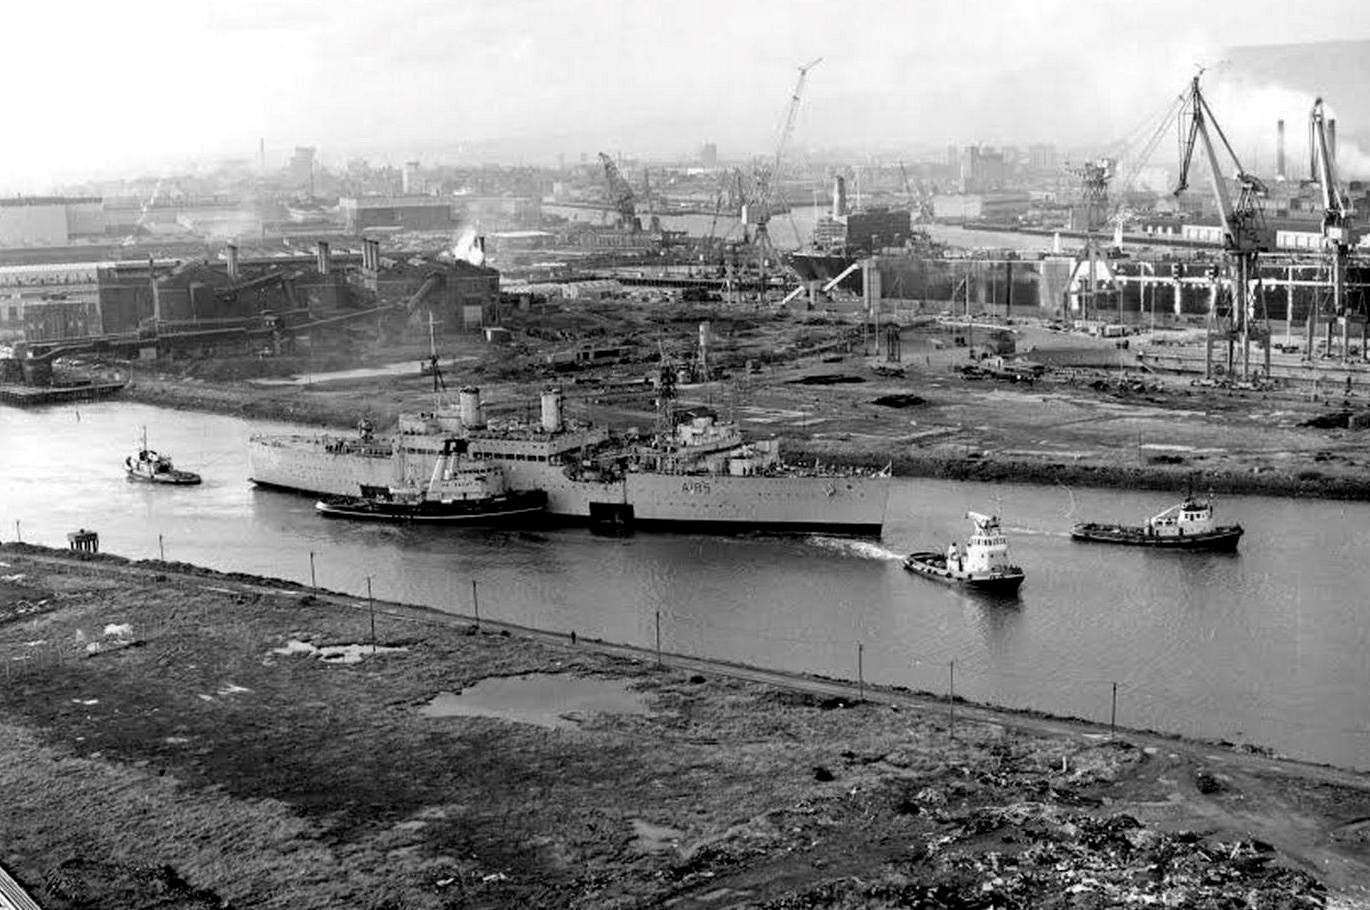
[1173, 71, 1275, 380]
[750, 57, 821, 302]
[898, 161, 933, 222]
[1308, 97, 1359, 360]
[597, 152, 641, 232]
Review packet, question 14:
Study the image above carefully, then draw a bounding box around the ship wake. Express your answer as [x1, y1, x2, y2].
[1004, 525, 1071, 538]
[808, 536, 905, 561]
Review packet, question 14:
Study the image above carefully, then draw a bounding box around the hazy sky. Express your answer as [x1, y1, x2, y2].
[4, 0, 1369, 190]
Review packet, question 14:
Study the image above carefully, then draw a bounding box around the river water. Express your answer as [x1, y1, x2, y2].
[2, 401, 1366, 769]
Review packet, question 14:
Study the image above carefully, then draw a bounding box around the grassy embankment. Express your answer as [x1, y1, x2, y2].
[0, 544, 1362, 908]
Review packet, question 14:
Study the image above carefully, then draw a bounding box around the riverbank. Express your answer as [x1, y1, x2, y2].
[0, 543, 1359, 907]
[122, 363, 1370, 504]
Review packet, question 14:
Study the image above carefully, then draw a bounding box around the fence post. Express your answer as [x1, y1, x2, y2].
[472, 579, 480, 627]
[1110, 681, 1118, 738]
[366, 576, 375, 653]
[949, 659, 956, 740]
[158, 534, 165, 561]
[857, 643, 864, 702]
[14, 520, 20, 543]
[309, 551, 317, 589]
[654, 610, 661, 665]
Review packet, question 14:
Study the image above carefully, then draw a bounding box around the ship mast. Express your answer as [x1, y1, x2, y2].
[426, 311, 446, 407]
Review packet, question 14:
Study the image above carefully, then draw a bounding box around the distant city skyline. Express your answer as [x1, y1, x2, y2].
[3, 0, 1369, 192]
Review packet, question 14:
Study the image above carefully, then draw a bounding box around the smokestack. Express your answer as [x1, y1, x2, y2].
[361, 237, 380, 272]
[458, 386, 485, 429]
[258, 137, 265, 172]
[316, 240, 331, 276]
[476, 236, 486, 256]
[1329, 119, 1338, 168]
[1276, 120, 1286, 180]
[226, 243, 239, 281]
[832, 175, 847, 219]
[540, 387, 564, 433]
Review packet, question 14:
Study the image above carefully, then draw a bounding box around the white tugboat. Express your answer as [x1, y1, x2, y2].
[125, 428, 201, 486]
[1071, 497, 1242, 551]
[904, 511, 1025, 595]
[315, 438, 546, 523]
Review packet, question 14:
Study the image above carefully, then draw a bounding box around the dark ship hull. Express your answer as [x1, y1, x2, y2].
[316, 489, 548, 523]
[1070, 523, 1243, 551]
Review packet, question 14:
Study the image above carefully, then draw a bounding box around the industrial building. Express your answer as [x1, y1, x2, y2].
[958, 146, 1007, 193]
[453, 195, 543, 228]
[289, 147, 317, 192]
[339, 196, 455, 233]
[0, 197, 105, 247]
[360, 243, 501, 330]
[932, 192, 1032, 222]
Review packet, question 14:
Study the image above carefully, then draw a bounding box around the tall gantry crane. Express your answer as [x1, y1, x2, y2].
[1174, 71, 1275, 380]
[597, 152, 641, 232]
[1067, 156, 1116, 321]
[1308, 97, 1359, 359]
[750, 57, 821, 300]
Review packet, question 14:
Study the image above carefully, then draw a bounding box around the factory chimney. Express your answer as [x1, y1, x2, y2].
[258, 138, 265, 173]
[361, 238, 381, 272]
[1276, 120, 1286, 180]
[832, 175, 847, 219]
[316, 240, 331, 276]
[226, 243, 240, 281]
[1329, 119, 1338, 167]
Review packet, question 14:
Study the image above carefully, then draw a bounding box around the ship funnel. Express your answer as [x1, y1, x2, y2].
[458, 386, 485, 428]
[540, 387, 564, 433]
[832, 175, 847, 218]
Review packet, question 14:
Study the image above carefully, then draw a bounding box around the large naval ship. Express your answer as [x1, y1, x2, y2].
[248, 387, 891, 535]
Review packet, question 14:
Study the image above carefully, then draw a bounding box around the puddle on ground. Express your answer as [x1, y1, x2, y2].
[420, 673, 650, 728]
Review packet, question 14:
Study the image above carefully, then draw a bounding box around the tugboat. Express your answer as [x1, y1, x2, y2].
[1071, 496, 1242, 551]
[125, 429, 201, 485]
[315, 438, 547, 523]
[904, 511, 1025, 595]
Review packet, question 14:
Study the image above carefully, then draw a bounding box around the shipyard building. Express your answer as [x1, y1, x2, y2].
[0, 197, 105, 246]
[340, 196, 455, 233]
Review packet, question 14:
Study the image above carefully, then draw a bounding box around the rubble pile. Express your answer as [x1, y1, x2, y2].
[761, 801, 1325, 909]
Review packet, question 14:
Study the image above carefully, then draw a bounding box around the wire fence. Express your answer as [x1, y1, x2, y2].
[5, 527, 1370, 759]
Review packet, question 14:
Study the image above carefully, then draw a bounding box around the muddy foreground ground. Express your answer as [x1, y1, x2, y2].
[0, 545, 1366, 908]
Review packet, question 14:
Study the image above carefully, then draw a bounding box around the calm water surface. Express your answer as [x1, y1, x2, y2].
[1, 402, 1366, 768]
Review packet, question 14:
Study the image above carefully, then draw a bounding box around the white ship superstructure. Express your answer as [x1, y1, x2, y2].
[249, 386, 889, 535]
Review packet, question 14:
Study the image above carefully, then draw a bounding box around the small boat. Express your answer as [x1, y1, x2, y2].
[315, 438, 547, 523]
[1071, 497, 1242, 551]
[125, 429, 201, 485]
[904, 511, 1025, 595]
